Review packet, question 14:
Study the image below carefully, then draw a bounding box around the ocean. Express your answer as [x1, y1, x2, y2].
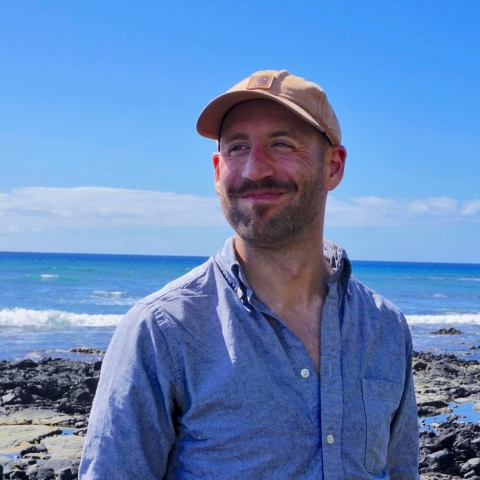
[1, 250, 480, 362]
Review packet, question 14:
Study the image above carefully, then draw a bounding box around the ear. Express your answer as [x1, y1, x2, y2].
[324, 145, 346, 191]
[212, 152, 221, 194]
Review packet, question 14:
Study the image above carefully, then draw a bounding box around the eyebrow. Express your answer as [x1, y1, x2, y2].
[221, 129, 301, 144]
[267, 129, 301, 140]
[221, 132, 250, 144]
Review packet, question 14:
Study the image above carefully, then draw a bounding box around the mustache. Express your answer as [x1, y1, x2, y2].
[227, 178, 298, 197]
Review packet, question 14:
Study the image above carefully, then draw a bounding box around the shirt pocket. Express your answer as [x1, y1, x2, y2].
[361, 377, 403, 474]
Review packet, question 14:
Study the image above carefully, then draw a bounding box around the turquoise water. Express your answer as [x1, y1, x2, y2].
[0, 251, 479, 361]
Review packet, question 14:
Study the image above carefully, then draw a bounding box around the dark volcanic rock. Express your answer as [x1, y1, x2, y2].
[416, 351, 480, 478]
[430, 328, 463, 335]
[0, 357, 99, 479]
[69, 346, 106, 355]
[33, 466, 56, 479]
[57, 466, 76, 480]
[426, 448, 456, 472]
[0, 357, 102, 415]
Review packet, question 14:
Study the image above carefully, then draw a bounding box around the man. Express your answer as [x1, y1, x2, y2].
[80, 70, 419, 479]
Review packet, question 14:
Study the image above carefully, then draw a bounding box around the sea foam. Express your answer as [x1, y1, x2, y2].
[406, 313, 480, 325]
[0, 308, 122, 327]
[2, 309, 480, 328]
[92, 290, 126, 298]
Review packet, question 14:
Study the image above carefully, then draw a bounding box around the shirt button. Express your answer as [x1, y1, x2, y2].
[300, 368, 310, 378]
[236, 287, 243, 297]
[326, 434, 334, 444]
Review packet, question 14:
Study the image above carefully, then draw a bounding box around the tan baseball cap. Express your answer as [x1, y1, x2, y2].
[196, 69, 341, 145]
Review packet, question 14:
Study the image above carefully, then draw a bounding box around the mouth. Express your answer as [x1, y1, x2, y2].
[236, 190, 288, 201]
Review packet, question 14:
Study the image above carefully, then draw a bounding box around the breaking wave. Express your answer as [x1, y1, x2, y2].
[406, 313, 480, 325]
[2, 309, 480, 328]
[93, 290, 128, 298]
[0, 308, 122, 327]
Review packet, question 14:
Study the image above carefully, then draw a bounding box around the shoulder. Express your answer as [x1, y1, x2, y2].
[349, 275, 401, 312]
[346, 275, 411, 341]
[104, 257, 220, 376]
[114, 255, 224, 336]
[140, 256, 217, 306]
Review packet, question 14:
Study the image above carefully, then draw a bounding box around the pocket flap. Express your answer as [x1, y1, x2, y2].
[362, 377, 403, 403]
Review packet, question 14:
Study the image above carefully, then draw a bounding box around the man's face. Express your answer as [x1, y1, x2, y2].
[213, 99, 329, 249]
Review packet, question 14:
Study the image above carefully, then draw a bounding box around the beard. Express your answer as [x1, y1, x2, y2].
[218, 171, 324, 249]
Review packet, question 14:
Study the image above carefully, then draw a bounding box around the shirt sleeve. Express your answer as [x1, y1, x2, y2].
[385, 317, 420, 479]
[79, 302, 179, 479]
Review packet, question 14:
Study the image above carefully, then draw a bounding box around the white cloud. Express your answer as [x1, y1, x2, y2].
[461, 200, 480, 216]
[326, 195, 480, 227]
[0, 187, 227, 231]
[0, 187, 479, 231]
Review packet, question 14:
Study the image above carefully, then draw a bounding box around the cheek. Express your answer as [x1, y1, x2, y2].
[216, 160, 241, 186]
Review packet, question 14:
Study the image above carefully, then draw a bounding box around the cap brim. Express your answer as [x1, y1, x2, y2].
[196, 90, 327, 141]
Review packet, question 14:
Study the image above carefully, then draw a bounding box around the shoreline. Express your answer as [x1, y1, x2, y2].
[2, 351, 480, 479]
[0, 355, 100, 480]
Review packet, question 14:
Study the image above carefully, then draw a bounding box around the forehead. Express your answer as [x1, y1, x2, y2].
[220, 99, 319, 140]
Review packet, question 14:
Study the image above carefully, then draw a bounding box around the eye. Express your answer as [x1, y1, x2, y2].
[272, 141, 294, 150]
[227, 144, 250, 157]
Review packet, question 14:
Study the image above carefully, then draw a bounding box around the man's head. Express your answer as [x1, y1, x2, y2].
[197, 70, 346, 249]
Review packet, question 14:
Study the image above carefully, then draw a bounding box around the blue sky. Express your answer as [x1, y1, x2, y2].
[0, 0, 479, 262]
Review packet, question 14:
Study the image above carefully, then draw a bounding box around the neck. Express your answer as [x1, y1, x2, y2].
[234, 224, 334, 315]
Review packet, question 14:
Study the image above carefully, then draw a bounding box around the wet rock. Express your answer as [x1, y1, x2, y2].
[461, 457, 480, 474]
[73, 427, 87, 436]
[430, 328, 462, 335]
[10, 471, 28, 479]
[57, 466, 76, 480]
[10, 359, 39, 370]
[424, 432, 456, 452]
[33, 466, 55, 479]
[415, 351, 480, 476]
[0, 358, 98, 478]
[426, 448, 456, 472]
[2, 387, 33, 405]
[414, 360, 429, 371]
[20, 443, 48, 457]
[0, 357, 102, 415]
[420, 475, 463, 479]
[419, 400, 450, 409]
[69, 346, 106, 355]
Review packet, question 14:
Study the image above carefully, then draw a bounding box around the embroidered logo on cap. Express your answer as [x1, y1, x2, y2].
[247, 74, 274, 90]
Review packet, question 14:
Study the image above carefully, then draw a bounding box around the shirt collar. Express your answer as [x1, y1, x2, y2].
[215, 236, 353, 299]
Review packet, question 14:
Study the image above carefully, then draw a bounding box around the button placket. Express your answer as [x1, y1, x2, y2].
[320, 282, 344, 476]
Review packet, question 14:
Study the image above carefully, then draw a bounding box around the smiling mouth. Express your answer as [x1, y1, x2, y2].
[237, 191, 288, 200]
[227, 179, 297, 199]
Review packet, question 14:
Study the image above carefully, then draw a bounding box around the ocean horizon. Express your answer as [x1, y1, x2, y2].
[1, 250, 479, 362]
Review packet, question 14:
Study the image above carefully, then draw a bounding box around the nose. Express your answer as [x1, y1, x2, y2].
[242, 145, 275, 181]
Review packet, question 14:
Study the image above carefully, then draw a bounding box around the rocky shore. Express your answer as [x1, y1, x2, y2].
[0, 355, 100, 479]
[415, 350, 480, 479]
[2, 349, 480, 478]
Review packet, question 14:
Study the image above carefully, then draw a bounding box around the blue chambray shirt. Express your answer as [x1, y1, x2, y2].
[80, 238, 419, 479]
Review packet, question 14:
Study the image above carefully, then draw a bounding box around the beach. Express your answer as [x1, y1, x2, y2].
[1, 251, 480, 478]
